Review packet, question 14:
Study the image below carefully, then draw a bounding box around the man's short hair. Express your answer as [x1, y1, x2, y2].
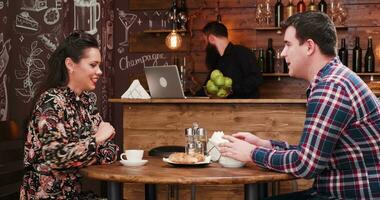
[281, 11, 337, 57]
[202, 21, 228, 38]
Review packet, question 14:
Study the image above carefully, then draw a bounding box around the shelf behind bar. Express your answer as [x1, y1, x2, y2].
[143, 29, 187, 34]
[256, 26, 347, 31]
[263, 73, 380, 77]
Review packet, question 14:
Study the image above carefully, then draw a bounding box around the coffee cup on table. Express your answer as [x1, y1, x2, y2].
[120, 149, 144, 161]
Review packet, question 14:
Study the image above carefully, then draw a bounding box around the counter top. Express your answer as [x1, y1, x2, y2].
[109, 98, 307, 104]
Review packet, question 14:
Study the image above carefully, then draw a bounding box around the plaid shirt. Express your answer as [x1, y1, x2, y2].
[252, 57, 380, 199]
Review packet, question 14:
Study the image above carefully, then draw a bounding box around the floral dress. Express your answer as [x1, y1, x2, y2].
[20, 87, 119, 200]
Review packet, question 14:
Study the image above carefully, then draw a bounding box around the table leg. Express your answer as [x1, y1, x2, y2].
[258, 183, 268, 199]
[107, 182, 121, 200]
[191, 185, 196, 200]
[244, 184, 258, 200]
[145, 184, 157, 200]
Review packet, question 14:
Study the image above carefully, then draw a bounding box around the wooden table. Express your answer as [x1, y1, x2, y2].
[81, 157, 296, 200]
[109, 98, 307, 199]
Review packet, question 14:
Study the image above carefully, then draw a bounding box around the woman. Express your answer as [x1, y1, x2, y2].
[20, 31, 119, 199]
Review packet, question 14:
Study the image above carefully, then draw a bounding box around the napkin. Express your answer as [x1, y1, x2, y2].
[121, 79, 151, 99]
[209, 131, 229, 146]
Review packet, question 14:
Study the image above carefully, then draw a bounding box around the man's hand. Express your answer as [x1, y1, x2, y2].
[218, 135, 256, 162]
[233, 132, 272, 148]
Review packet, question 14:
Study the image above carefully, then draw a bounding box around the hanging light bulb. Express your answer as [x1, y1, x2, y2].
[165, 0, 183, 50]
[165, 30, 182, 50]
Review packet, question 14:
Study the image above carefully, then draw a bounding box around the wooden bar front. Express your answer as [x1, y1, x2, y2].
[110, 98, 312, 199]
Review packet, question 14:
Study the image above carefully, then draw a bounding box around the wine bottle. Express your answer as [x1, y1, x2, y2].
[297, 0, 306, 13]
[177, 0, 188, 30]
[364, 36, 375, 73]
[266, 38, 275, 73]
[338, 38, 348, 66]
[352, 37, 362, 73]
[318, 0, 327, 13]
[283, 58, 289, 73]
[285, 0, 296, 19]
[274, 0, 284, 27]
[250, 48, 257, 62]
[308, 0, 317, 11]
[257, 49, 265, 73]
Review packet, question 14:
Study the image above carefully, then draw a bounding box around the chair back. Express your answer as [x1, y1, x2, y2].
[148, 145, 185, 158]
[0, 120, 23, 200]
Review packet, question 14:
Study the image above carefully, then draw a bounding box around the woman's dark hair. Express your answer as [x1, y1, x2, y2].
[24, 31, 99, 130]
[281, 11, 337, 57]
[42, 30, 99, 93]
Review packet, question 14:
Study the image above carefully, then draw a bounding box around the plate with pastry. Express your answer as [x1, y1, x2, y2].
[163, 152, 211, 167]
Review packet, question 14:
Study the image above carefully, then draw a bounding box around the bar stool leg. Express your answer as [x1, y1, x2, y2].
[107, 181, 121, 200]
[244, 184, 258, 200]
[145, 184, 157, 200]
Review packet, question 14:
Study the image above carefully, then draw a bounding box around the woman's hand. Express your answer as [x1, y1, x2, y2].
[218, 135, 256, 162]
[232, 132, 272, 148]
[95, 122, 115, 144]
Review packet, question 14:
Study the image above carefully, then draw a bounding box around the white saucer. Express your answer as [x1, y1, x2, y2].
[120, 159, 148, 167]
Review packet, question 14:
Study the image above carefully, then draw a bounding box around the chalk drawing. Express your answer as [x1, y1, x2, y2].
[0, 33, 11, 120]
[44, 7, 60, 25]
[16, 11, 39, 31]
[74, 0, 100, 35]
[15, 41, 45, 103]
[38, 33, 58, 52]
[119, 53, 166, 71]
[21, 0, 48, 12]
[118, 9, 137, 46]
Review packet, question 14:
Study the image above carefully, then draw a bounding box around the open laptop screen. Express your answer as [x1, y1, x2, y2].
[144, 65, 186, 99]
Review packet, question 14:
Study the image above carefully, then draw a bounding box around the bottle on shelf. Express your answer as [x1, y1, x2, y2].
[285, 0, 296, 20]
[177, 0, 188, 30]
[250, 48, 257, 62]
[257, 48, 265, 73]
[274, 0, 284, 27]
[308, 0, 317, 11]
[364, 36, 375, 73]
[352, 36, 362, 73]
[297, 0, 306, 13]
[338, 38, 348, 67]
[275, 49, 282, 74]
[318, 0, 327, 13]
[266, 38, 275, 73]
[283, 58, 289, 73]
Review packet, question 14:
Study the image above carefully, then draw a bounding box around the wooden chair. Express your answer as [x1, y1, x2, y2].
[0, 120, 23, 200]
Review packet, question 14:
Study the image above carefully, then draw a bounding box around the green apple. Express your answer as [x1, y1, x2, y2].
[206, 80, 218, 94]
[224, 77, 233, 88]
[214, 76, 225, 87]
[217, 88, 228, 98]
[210, 69, 223, 82]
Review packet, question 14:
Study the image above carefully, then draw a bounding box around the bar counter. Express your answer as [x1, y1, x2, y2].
[110, 98, 310, 199]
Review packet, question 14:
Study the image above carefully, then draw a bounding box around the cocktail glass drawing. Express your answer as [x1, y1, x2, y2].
[118, 10, 137, 47]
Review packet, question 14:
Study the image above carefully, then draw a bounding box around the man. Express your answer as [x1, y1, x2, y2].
[219, 12, 380, 199]
[201, 21, 263, 98]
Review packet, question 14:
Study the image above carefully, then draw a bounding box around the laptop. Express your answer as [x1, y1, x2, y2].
[144, 65, 186, 98]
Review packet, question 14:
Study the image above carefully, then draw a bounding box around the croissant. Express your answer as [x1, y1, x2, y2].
[168, 152, 205, 164]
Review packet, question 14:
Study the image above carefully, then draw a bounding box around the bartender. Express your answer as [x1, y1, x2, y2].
[199, 21, 263, 98]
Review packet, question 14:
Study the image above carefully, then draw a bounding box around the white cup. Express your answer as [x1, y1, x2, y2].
[120, 149, 144, 161]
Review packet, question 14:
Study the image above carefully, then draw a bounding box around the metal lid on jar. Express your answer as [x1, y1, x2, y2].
[185, 128, 193, 136]
[197, 128, 206, 136]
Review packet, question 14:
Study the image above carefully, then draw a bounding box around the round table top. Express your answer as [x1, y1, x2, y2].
[80, 157, 295, 185]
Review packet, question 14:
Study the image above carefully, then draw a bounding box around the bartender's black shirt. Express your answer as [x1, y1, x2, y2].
[203, 42, 263, 98]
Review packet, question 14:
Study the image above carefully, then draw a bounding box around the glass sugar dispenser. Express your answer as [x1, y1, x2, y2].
[184, 122, 208, 156]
